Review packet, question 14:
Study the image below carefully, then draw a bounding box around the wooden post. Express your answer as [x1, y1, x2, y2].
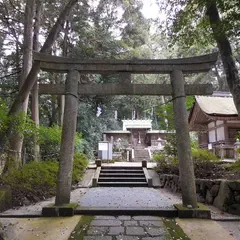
[170, 69, 198, 208]
[55, 70, 79, 206]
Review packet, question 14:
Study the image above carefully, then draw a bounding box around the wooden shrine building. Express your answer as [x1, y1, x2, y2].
[189, 92, 240, 158]
[103, 120, 171, 150]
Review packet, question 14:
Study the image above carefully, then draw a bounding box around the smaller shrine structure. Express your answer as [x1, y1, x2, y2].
[103, 120, 171, 151]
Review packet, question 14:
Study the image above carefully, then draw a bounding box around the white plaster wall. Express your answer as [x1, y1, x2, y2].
[217, 126, 225, 141]
[216, 120, 224, 126]
[208, 122, 215, 129]
[209, 129, 216, 143]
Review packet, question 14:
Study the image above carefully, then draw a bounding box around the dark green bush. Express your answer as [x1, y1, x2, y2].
[72, 152, 88, 183]
[1, 153, 88, 206]
[1, 160, 59, 205]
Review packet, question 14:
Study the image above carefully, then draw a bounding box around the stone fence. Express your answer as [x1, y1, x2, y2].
[159, 174, 240, 215]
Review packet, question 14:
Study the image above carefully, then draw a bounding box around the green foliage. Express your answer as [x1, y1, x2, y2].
[159, 0, 240, 51]
[157, 96, 195, 130]
[153, 152, 165, 162]
[2, 160, 59, 197]
[153, 151, 178, 166]
[36, 125, 62, 158]
[154, 146, 218, 167]
[226, 161, 240, 173]
[1, 152, 88, 205]
[164, 134, 178, 157]
[191, 148, 219, 162]
[0, 103, 85, 159]
[72, 152, 88, 183]
[0, 99, 9, 133]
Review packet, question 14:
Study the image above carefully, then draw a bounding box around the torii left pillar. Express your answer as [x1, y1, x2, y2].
[55, 70, 79, 205]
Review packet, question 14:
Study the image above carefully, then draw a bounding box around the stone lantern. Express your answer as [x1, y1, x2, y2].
[234, 139, 240, 160]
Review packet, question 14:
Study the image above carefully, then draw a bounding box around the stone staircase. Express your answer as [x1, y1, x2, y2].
[97, 166, 148, 187]
[134, 149, 150, 162]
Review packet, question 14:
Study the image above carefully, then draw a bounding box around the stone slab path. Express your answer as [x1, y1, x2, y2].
[70, 215, 183, 240]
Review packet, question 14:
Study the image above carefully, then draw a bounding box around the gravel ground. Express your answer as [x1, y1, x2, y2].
[1, 187, 181, 216]
[1, 188, 88, 216]
[79, 187, 182, 209]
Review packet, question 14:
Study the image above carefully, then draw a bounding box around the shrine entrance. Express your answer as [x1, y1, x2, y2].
[34, 51, 218, 209]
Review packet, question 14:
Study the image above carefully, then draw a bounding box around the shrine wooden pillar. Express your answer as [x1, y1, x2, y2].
[55, 70, 79, 205]
[170, 69, 198, 208]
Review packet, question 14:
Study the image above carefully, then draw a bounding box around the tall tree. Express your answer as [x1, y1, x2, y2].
[6, 0, 35, 171]
[31, 0, 42, 160]
[158, 0, 240, 113]
[206, 2, 240, 113]
[2, 0, 78, 171]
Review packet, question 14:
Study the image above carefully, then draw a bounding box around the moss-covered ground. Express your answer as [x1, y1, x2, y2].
[68, 215, 94, 240]
[163, 218, 190, 240]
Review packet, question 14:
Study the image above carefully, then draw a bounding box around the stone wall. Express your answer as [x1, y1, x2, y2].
[159, 174, 240, 215]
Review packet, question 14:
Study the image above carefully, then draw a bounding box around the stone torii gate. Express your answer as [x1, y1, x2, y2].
[34, 52, 218, 208]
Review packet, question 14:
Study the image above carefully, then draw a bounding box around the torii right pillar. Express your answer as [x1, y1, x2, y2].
[170, 69, 198, 208]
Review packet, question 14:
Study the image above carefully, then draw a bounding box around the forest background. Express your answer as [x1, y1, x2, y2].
[0, 0, 239, 170]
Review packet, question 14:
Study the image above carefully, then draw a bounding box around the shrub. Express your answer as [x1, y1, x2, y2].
[226, 160, 240, 173]
[1, 160, 59, 205]
[1, 152, 88, 206]
[191, 148, 219, 162]
[37, 125, 62, 159]
[153, 152, 165, 163]
[164, 134, 178, 157]
[153, 151, 178, 167]
[154, 148, 218, 172]
[72, 152, 88, 183]
[24, 124, 85, 160]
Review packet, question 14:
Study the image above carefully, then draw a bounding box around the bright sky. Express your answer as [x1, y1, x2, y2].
[141, 0, 160, 19]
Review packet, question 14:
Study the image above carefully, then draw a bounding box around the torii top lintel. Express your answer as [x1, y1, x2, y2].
[33, 52, 218, 74]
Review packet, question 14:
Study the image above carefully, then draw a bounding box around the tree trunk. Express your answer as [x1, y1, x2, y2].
[214, 64, 228, 91]
[206, 3, 240, 114]
[58, 20, 70, 126]
[8, 0, 78, 117]
[6, 0, 35, 171]
[31, 0, 42, 160]
[171, 69, 198, 208]
[0, 0, 78, 153]
[55, 70, 79, 205]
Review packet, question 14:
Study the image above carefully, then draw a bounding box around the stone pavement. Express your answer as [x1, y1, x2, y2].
[69, 215, 187, 240]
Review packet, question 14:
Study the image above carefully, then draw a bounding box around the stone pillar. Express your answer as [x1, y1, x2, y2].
[103, 134, 107, 141]
[170, 69, 198, 208]
[55, 70, 79, 206]
[110, 136, 114, 144]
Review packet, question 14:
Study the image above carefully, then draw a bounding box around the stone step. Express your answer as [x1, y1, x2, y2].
[101, 166, 142, 170]
[98, 177, 147, 182]
[97, 182, 148, 187]
[101, 169, 144, 173]
[74, 206, 178, 217]
[134, 152, 149, 154]
[134, 156, 150, 158]
[99, 173, 145, 177]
